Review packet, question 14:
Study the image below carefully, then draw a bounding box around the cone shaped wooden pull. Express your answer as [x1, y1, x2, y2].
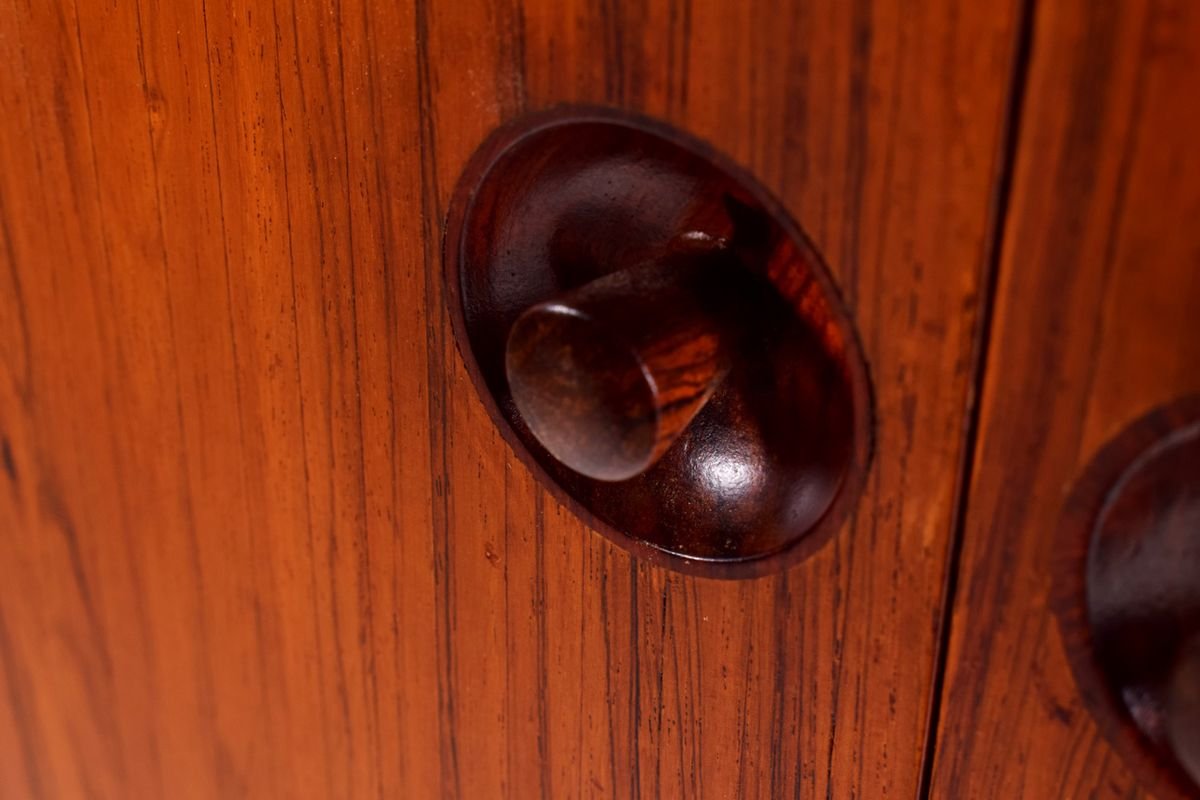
[506, 253, 734, 482]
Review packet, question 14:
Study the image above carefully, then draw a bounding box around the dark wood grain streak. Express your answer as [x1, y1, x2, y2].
[413, 1, 457, 796]
[931, 0, 1200, 797]
[0, 0, 1019, 797]
[916, 0, 1039, 793]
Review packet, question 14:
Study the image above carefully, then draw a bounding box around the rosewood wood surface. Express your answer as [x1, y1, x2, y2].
[450, 110, 872, 575]
[929, 0, 1200, 797]
[1, 0, 1020, 798]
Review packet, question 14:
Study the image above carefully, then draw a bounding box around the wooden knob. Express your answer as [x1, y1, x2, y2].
[1055, 399, 1200, 797]
[505, 252, 734, 482]
[449, 110, 872, 572]
[1167, 636, 1200, 785]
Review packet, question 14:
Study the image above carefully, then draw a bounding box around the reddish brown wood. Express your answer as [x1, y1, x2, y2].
[0, 0, 1021, 797]
[448, 110, 872, 573]
[1053, 396, 1200, 799]
[931, 0, 1200, 797]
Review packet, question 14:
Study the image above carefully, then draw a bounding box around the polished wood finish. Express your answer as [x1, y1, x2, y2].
[1054, 397, 1200, 798]
[507, 254, 735, 483]
[1, 1, 1020, 798]
[930, 0, 1200, 796]
[450, 110, 871, 573]
[1168, 637, 1200, 788]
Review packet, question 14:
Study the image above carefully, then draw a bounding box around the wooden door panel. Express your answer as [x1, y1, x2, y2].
[0, 1, 1020, 797]
[930, 0, 1200, 797]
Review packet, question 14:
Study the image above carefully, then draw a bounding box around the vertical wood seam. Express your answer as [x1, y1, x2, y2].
[915, 0, 1039, 796]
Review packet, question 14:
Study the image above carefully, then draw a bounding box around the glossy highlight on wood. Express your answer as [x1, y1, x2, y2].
[0, 0, 1025, 796]
[506, 251, 735, 483]
[445, 108, 873, 576]
[1054, 396, 1200, 799]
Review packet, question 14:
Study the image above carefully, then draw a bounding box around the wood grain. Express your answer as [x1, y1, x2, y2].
[0, 0, 1020, 797]
[929, 0, 1200, 797]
